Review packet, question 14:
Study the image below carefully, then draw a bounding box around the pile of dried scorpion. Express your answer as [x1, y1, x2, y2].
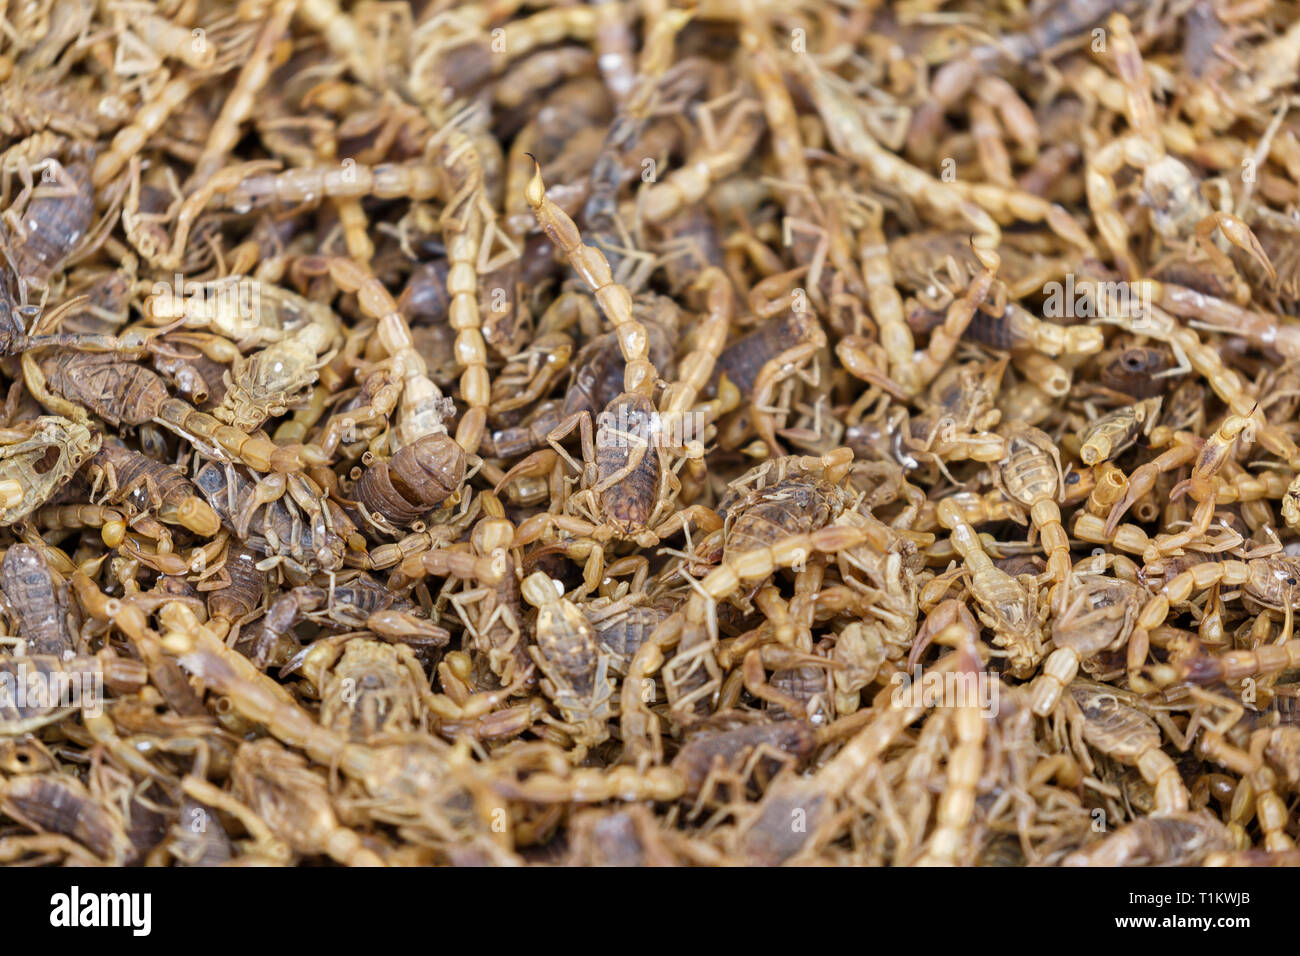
[5, 0, 1300, 867]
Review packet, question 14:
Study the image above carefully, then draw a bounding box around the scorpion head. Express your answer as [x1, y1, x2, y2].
[313, 526, 347, 573]
[215, 397, 273, 432]
[1140, 156, 1208, 240]
[0, 417, 100, 525]
[1244, 557, 1300, 612]
[968, 566, 1044, 679]
[216, 349, 318, 431]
